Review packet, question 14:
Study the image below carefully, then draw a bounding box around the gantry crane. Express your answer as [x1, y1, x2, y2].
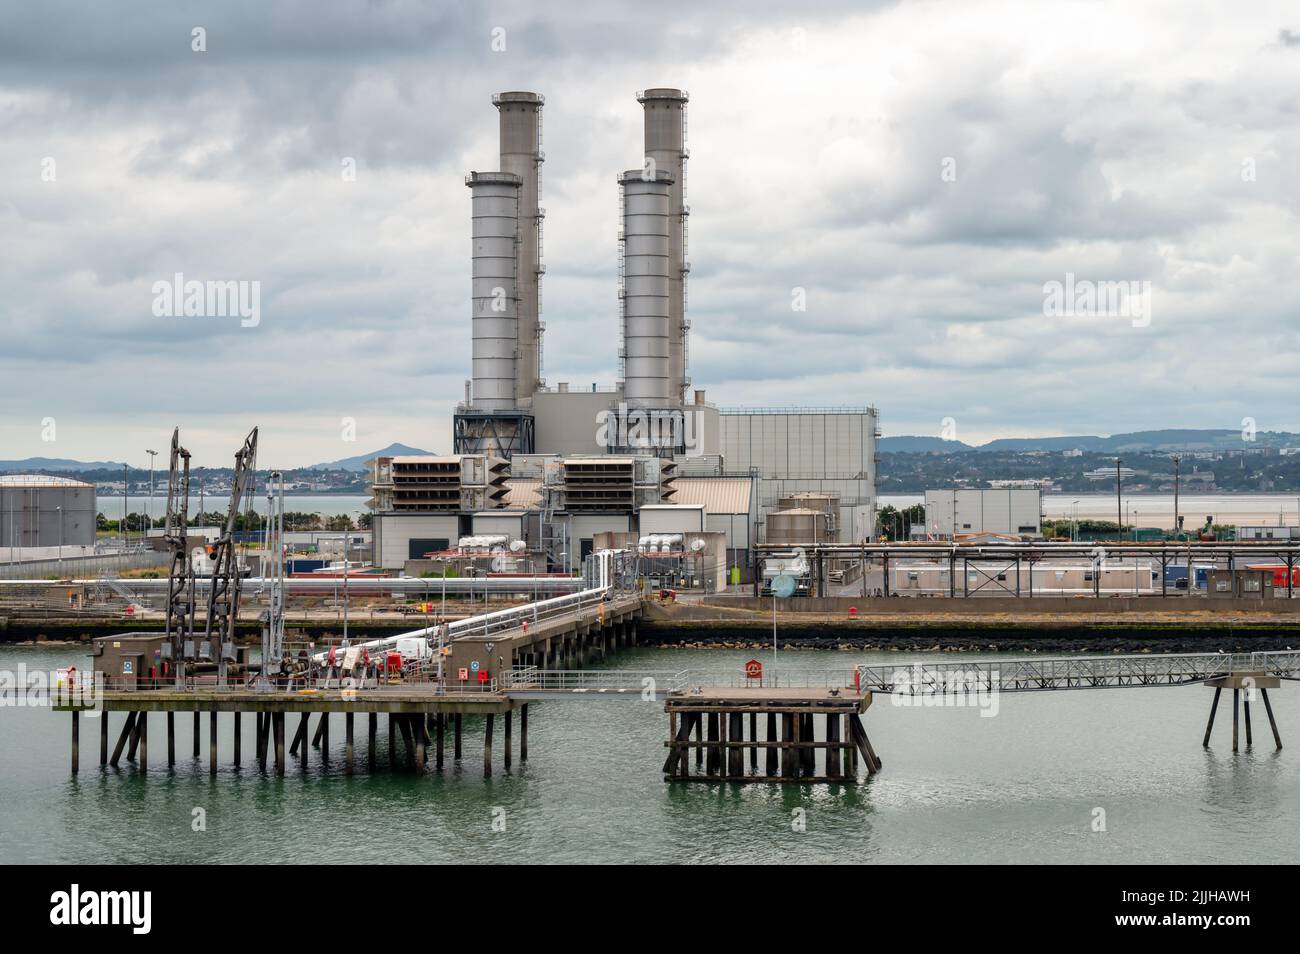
[204, 427, 258, 686]
[162, 428, 195, 687]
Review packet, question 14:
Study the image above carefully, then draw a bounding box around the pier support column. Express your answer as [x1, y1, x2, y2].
[193, 709, 200, 758]
[298, 715, 309, 770]
[420, 716, 431, 764]
[70, 711, 79, 775]
[233, 712, 241, 768]
[484, 714, 494, 777]
[706, 712, 720, 775]
[520, 705, 528, 762]
[100, 712, 109, 767]
[312, 713, 325, 748]
[321, 714, 330, 763]
[396, 716, 414, 770]
[387, 714, 395, 768]
[127, 712, 140, 761]
[1262, 689, 1283, 750]
[138, 712, 147, 773]
[826, 713, 841, 780]
[435, 713, 445, 769]
[209, 709, 218, 776]
[781, 713, 795, 779]
[1244, 695, 1253, 748]
[345, 712, 355, 775]
[694, 713, 704, 767]
[110, 712, 136, 768]
[845, 714, 856, 777]
[454, 713, 463, 760]
[1233, 688, 1240, 753]
[274, 713, 285, 776]
[766, 712, 777, 777]
[368, 713, 377, 772]
[727, 712, 743, 777]
[1203, 687, 1222, 748]
[167, 712, 174, 767]
[504, 711, 513, 770]
[749, 712, 758, 773]
[414, 719, 426, 774]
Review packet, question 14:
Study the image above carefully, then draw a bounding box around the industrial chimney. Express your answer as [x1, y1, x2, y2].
[619, 168, 673, 407]
[466, 171, 521, 412]
[636, 88, 689, 405]
[493, 91, 544, 406]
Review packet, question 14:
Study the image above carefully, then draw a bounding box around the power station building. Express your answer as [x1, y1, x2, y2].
[372, 88, 879, 579]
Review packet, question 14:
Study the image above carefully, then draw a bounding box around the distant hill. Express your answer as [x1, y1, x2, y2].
[882, 429, 1300, 454]
[879, 436, 975, 452]
[0, 456, 126, 472]
[307, 443, 435, 472]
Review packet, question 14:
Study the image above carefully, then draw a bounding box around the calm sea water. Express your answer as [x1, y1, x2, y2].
[96, 494, 371, 519]
[2, 642, 1296, 864]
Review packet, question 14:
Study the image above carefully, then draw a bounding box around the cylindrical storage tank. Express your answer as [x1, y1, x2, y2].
[467, 171, 521, 412]
[778, 492, 839, 515]
[620, 168, 673, 407]
[765, 508, 824, 546]
[493, 92, 544, 404]
[637, 89, 688, 404]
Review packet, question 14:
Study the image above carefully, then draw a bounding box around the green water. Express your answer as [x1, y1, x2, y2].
[1, 643, 1296, 864]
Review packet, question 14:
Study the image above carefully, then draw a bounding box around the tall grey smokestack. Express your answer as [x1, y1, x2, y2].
[493, 91, 544, 406]
[636, 88, 688, 404]
[619, 168, 673, 407]
[466, 171, 521, 412]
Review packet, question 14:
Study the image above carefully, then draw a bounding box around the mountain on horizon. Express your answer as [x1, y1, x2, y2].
[0, 456, 127, 472]
[307, 443, 436, 472]
[882, 428, 1300, 454]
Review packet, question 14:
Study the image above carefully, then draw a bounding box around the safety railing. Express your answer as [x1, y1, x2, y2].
[502, 668, 690, 693]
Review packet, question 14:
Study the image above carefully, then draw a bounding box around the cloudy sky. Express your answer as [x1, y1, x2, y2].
[3, 0, 1298, 468]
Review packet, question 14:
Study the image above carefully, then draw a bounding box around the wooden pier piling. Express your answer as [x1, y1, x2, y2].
[665, 688, 876, 784]
[504, 711, 513, 770]
[345, 712, 355, 774]
[60, 688, 525, 780]
[368, 713, 377, 772]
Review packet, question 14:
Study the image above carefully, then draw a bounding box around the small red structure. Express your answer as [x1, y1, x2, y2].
[848, 606, 859, 618]
[744, 659, 763, 683]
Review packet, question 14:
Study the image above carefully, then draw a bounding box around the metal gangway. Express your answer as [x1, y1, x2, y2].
[496, 651, 1300, 701]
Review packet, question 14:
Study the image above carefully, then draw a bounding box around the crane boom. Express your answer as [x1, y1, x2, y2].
[163, 428, 195, 687]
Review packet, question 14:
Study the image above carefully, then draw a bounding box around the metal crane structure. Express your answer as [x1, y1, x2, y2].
[258, 470, 286, 690]
[162, 428, 195, 688]
[204, 427, 258, 686]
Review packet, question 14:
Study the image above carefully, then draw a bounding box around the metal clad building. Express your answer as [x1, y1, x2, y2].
[719, 408, 878, 543]
[924, 488, 1043, 537]
[0, 475, 97, 548]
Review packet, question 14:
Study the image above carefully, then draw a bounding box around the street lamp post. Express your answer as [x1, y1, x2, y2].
[1115, 458, 1123, 542]
[1172, 455, 1181, 535]
[146, 449, 158, 538]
